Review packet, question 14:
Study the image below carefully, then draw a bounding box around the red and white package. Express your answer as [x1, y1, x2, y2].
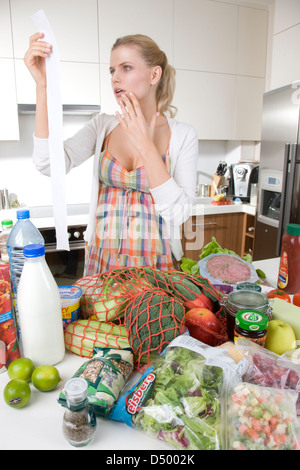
[0, 264, 21, 373]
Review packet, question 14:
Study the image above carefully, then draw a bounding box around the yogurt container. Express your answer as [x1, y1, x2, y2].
[59, 285, 82, 328]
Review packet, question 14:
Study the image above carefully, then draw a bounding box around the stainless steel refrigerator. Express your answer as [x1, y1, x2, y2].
[253, 84, 300, 261]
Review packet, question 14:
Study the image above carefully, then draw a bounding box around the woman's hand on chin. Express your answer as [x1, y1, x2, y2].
[116, 92, 159, 155]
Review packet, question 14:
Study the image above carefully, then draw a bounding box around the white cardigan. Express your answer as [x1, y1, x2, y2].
[32, 113, 198, 261]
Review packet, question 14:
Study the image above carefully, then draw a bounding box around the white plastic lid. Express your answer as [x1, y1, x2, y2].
[64, 378, 88, 403]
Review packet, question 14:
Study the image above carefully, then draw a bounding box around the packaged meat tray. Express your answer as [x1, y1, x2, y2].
[198, 254, 259, 286]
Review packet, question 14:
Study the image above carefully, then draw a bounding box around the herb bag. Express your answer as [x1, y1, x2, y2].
[109, 335, 241, 450]
[58, 347, 133, 417]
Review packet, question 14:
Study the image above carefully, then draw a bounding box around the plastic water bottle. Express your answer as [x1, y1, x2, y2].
[17, 244, 65, 366]
[7, 209, 44, 337]
[0, 219, 13, 264]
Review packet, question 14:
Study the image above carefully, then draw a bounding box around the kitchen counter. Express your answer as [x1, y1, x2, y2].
[0, 201, 256, 230]
[0, 258, 280, 451]
[192, 200, 256, 216]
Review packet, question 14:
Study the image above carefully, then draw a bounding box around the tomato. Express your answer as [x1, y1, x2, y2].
[0, 293, 11, 315]
[267, 289, 291, 303]
[0, 280, 10, 295]
[293, 292, 300, 307]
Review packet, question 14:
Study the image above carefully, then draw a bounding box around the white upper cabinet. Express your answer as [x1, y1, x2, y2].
[98, 0, 174, 65]
[174, 70, 236, 140]
[97, 0, 174, 114]
[1, 0, 270, 141]
[0, 2, 19, 140]
[0, 59, 19, 140]
[174, 0, 238, 74]
[0, 0, 13, 57]
[10, 0, 99, 63]
[173, 1, 268, 140]
[236, 7, 268, 78]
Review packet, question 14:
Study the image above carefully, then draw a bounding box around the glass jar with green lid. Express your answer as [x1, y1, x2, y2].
[234, 310, 269, 346]
[223, 290, 270, 341]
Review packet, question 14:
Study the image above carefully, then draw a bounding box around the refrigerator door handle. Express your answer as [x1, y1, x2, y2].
[276, 143, 297, 255]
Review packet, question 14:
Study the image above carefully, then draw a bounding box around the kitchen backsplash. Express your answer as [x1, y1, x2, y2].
[197, 140, 260, 186]
[0, 114, 260, 208]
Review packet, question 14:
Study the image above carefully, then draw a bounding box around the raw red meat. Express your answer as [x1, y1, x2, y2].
[206, 255, 251, 284]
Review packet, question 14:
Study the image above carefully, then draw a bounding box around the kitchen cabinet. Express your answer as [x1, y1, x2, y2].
[10, 0, 99, 63]
[182, 212, 244, 261]
[97, 0, 174, 115]
[0, 0, 13, 58]
[173, 0, 269, 140]
[0, 59, 19, 141]
[15, 59, 100, 105]
[241, 213, 256, 258]
[0, 2, 19, 141]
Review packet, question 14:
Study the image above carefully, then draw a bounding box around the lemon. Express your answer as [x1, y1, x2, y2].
[7, 357, 35, 382]
[31, 365, 61, 392]
[4, 379, 31, 408]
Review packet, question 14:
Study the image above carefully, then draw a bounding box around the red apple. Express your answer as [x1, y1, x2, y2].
[185, 307, 222, 346]
[185, 293, 214, 312]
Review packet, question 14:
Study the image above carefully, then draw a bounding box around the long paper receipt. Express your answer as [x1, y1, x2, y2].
[31, 9, 69, 251]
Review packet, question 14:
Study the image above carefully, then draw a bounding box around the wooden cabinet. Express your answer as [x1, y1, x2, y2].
[182, 212, 244, 261]
[241, 213, 256, 258]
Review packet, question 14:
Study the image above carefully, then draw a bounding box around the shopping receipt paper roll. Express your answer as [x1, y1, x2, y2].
[31, 9, 69, 251]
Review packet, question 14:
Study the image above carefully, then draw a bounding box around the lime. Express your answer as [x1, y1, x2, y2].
[4, 379, 31, 408]
[31, 365, 61, 392]
[7, 357, 35, 382]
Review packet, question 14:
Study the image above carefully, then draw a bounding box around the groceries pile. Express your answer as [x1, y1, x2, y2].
[3, 231, 300, 451]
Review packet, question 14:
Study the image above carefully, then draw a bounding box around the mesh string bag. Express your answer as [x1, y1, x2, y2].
[72, 267, 228, 369]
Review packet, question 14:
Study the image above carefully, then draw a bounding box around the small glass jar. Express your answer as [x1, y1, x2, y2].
[234, 310, 269, 346]
[223, 290, 270, 341]
[62, 377, 97, 447]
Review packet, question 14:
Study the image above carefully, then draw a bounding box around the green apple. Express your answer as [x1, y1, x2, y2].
[265, 320, 296, 355]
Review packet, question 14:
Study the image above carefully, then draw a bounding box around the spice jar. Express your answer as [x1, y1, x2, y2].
[234, 310, 269, 346]
[223, 290, 270, 341]
[62, 377, 97, 447]
[277, 223, 300, 294]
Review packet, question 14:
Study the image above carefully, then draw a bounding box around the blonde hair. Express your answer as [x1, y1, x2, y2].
[112, 34, 177, 118]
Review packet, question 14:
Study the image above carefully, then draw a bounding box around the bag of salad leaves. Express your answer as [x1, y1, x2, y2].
[109, 334, 242, 450]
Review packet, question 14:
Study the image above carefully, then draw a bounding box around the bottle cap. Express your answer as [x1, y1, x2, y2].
[1, 219, 13, 229]
[64, 378, 88, 404]
[235, 309, 269, 331]
[286, 223, 300, 236]
[23, 244, 45, 258]
[16, 209, 30, 219]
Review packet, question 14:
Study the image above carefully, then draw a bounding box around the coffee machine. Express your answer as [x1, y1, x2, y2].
[228, 162, 259, 202]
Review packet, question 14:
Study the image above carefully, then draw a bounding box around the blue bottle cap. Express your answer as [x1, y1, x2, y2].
[23, 244, 45, 258]
[17, 209, 30, 219]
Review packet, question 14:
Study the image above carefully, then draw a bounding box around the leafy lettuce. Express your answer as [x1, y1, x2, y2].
[128, 347, 223, 450]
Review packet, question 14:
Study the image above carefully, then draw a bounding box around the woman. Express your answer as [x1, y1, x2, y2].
[24, 33, 198, 275]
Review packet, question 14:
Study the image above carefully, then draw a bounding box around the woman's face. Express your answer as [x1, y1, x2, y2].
[110, 45, 158, 104]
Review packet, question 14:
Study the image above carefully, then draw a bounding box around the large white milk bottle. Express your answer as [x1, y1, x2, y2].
[17, 244, 65, 366]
